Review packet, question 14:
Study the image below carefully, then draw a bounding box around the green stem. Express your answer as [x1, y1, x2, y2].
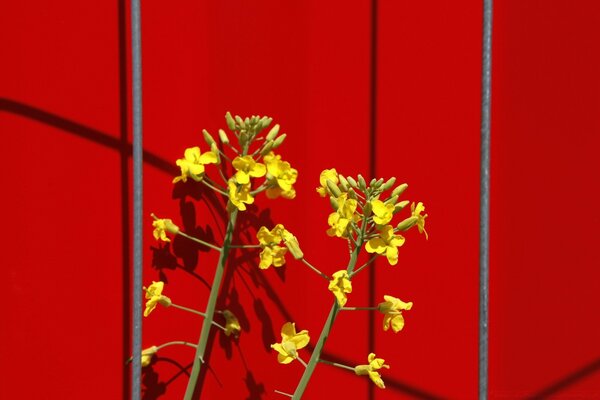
[340, 306, 378, 311]
[274, 390, 293, 398]
[170, 303, 227, 331]
[177, 231, 222, 252]
[183, 209, 238, 399]
[201, 178, 228, 196]
[156, 340, 198, 351]
[291, 243, 362, 399]
[319, 359, 355, 372]
[349, 255, 378, 279]
[229, 244, 262, 249]
[301, 258, 330, 280]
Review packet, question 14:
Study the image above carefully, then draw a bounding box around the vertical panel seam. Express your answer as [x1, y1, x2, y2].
[131, 0, 143, 398]
[480, 0, 493, 399]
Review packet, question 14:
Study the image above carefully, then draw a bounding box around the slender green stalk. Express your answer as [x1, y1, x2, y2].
[291, 243, 362, 399]
[183, 209, 238, 399]
[229, 244, 262, 249]
[274, 390, 293, 398]
[301, 258, 330, 280]
[156, 340, 198, 351]
[170, 303, 227, 331]
[201, 178, 228, 196]
[349, 255, 378, 279]
[177, 231, 222, 252]
[319, 359, 355, 372]
[340, 306, 378, 311]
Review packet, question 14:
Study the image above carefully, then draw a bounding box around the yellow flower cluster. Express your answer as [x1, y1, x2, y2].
[271, 322, 310, 364]
[264, 152, 298, 199]
[173, 146, 218, 183]
[354, 353, 390, 389]
[256, 224, 303, 269]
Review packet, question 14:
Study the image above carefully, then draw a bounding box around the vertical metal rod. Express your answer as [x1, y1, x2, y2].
[131, 0, 143, 398]
[479, 0, 493, 399]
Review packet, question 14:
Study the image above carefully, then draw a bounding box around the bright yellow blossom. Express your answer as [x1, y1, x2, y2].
[173, 146, 218, 183]
[328, 270, 352, 307]
[316, 168, 338, 197]
[371, 199, 394, 225]
[411, 202, 429, 239]
[232, 155, 267, 184]
[257, 225, 288, 269]
[144, 281, 171, 317]
[228, 179, 254, 211]
[354, 353, 390, 389]
[271, 322, 310, 364]
[365, 225, 406, 266]
[141, 346, 158, 367]
[223, 310, 242, 338]
[378, 295, 413, 333]
[326, 193, 358, 238]
[152, 218, 179, 242]
[264, 152, 298, 199]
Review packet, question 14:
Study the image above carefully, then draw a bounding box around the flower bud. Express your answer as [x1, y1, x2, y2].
[141, 346, 158, 367]
[326, 179, 342, 198]
[375, 178, 384, 188]
[218, 129, 229, 145]
[391, 183, 408, 198]
[211, 143, 221, 164]
[235, 115, 246, 129]
[266, 124, 280, 141]
[259, 116, 272, 131]
[385, 195, 398, 205]
[363, 201, 372, 217]
[393, 200, 410, 214]
[381, 177, 397, 191]
[357, 174, 367, 191]
[338, 175, 350, 191]
[272, 133, 287, 148]
[396, 216, 418, 231]
[330, 196, 339, 211]
[202, 129, 216, 147]
[223, 309, 241, 338]
[260, 141, 274, 156]
[283, 231, 304, 260]
[370, 178, 377, 187]
[225, 112, 236, 131]
[346, 176, 358, 188]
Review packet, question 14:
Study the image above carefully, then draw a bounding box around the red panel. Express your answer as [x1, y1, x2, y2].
[376, 1, 483, 398]
[490, 1, 600, 398]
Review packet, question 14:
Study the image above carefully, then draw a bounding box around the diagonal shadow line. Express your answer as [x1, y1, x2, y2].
[0, 97, 178, 176]
[526, 357, 600, 399]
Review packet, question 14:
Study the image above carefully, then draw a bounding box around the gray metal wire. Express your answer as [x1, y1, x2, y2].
[479, 0, 493, 398]
[131, 0, 143, 398]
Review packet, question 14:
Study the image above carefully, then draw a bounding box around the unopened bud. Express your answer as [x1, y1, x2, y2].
[385, 195, 398, 205]
[396, 216, 418, 231]
[218, 129, 229, 145]
[382, 177, 397, 191]
[347, 188, 358, 199]
[259, 116, 272, 131]
[202, 129, 216, 146]
[375, 178, 384, 188]
[225, 112, 236, 131]
[326, 179, 342, 198]
[235, 115, 246, 129]
[272, 133, 287, 148]
[283, 231, 304, 260]
[357, 174, 367, 190]
[363, 201, 372, 217]
[260, 141, 274, 156]
[338, 175, 349, 191]
[330, 196, 339, 211]
[392, 183, 408, 197]
[211, 143, 221, 164]
[346, 176, 358, 188]
[266, 124, 280, 141]
[393, 200, 410, 214]
[370, 178, 377, 187]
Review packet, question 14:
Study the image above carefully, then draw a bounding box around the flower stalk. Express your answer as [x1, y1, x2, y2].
[183, 209, 238, 399]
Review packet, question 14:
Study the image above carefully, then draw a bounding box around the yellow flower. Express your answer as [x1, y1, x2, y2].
[354, 353, 390, 389]
[371, 199, 394, 225]
[228, 179, 254, 211]
[232, 155, 267, 184]
[326, 193, 358, 238]
[271, 322, 310, 364]
[411, 202, 429, 239]
[316, 168, 338, 197]
[365, 225, 406, 266]
[144, 281, 172, 317]
[173, 146, 218, 183]
[328, 270, 352, 307]
[264, 152, 298, 199]
[152, 218, 179, 242]
[259, 245, 288, 269]
[141, 346, 158, 367]
[378, 295, 413, 333]
[257, 225, 288, 269]
[223, 310, 241, 338]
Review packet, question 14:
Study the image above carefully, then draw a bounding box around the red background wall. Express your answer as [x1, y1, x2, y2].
[1, 1, 598, 399]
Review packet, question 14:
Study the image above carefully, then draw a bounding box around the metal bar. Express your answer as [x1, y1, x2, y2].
[131, 0, 143, 398]
[479, 0, 493, 398]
